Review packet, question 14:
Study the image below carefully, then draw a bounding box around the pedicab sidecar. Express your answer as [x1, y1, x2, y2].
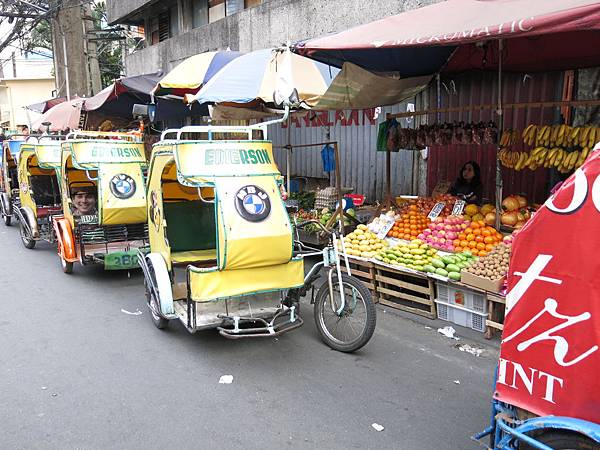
[0, 137, 29, 226]
[139, 125, 305, 336]
[15, 138, 63, 249]
[138, 123, 376, 352]
[52, 131, 149, 273]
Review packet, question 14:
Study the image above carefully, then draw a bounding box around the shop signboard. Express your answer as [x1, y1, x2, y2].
[495, 148, 600, 423]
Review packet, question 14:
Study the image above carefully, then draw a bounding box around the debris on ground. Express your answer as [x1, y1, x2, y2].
[453, 380, 461, 385]
[456, 343, 484, 357]
[219, 375, 233, 384]
[437, 326, 460, 340]
[371, 423, 385, 432]
[121, 308, 143, 316]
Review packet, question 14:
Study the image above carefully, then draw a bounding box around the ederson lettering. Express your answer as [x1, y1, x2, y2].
[90, 146, 143, 159]
[204, 148, 272, 165]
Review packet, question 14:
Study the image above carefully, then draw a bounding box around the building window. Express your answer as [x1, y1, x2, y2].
[226, 0, 244, 15]
[149, 12, 171, 44]
[170, 5, 179, 36]
[208, 0, 225, 23]
[192, 0, 208, 28]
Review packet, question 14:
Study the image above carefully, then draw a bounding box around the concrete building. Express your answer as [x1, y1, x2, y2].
[107, 0, 437, 76]
[0, 76, 56, 130]
[107, 0, 435, 199]
[0, 51, 56, 130]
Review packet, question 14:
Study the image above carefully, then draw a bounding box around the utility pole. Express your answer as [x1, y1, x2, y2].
[49, 0, 101, 98]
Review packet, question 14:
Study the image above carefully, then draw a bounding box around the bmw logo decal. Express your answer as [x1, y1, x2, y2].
[110, 174, 136, 199]
[235, 185, 271, 222]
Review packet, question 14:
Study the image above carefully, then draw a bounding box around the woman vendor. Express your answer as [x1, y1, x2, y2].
[448, 161, 483, 205]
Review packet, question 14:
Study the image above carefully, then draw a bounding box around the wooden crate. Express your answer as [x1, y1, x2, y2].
[344, 256, 378, 299]
[374, 263, 436, 318]
[485, 293, 506, 339]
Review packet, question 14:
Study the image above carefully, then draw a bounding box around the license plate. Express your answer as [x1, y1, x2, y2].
[104, 251, 140, 270]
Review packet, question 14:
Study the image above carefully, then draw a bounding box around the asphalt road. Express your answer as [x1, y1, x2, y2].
[0, 224, 499, 450]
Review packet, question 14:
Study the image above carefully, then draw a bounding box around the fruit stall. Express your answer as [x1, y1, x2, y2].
[337, 195, 517, 337]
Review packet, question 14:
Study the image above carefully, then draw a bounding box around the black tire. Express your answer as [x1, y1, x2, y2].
[20, 221, 36, 249]
[145, 262, 169, 330]
[3, 213, 11, 226]
[60, 255, 73, 274]
[521, 431, 599, 449]
[314, 273, 376, 352]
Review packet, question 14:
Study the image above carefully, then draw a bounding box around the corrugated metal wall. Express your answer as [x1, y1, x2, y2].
[267, 97, 427, 202]
[425, 71, 563, 204]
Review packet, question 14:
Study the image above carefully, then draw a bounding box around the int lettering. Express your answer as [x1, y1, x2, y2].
[497, 358, 563, 404]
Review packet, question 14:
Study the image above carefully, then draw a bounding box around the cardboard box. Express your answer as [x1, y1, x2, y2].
[460, 270, 505, 293]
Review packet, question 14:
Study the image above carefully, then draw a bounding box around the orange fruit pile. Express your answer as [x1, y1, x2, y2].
[388, 205, 430, 240]
[452, 220, 503, 257]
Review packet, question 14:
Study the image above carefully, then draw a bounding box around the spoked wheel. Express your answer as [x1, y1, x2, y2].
[314, 273, 376, 352]
[20, 221, 36, 249]
[144, 261, 169, 330]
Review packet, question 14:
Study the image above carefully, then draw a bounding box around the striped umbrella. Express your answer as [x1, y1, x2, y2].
[153, 50, 243, 99]
[190, 48, 339, 111]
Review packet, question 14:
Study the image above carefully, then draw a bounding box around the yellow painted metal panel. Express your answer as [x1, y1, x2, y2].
[216, 175, 292, 270]
[189, 258, 304, 302]
[98, 163, 147, 225]
[174, 141, 279, 179]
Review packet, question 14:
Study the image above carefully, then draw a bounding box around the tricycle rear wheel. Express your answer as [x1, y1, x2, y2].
[3, 213, 11, 226]
[20, 221, 35, 249]
[144, 262, 169, 330]
[314, 273, 376, 352]
[521, 431, 598, 449]
[60, 254, 73, 274]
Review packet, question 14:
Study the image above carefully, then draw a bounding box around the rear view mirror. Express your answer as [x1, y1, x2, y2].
[132, 104, 156, 122]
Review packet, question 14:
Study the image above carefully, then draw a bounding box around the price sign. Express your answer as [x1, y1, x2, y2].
[368, 214, 396, 240]
[427, 202, 445, 220]
[452, 200, 466, 216]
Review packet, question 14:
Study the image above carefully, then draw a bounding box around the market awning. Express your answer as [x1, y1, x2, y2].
[191, 48, 340, 111]
[84, 72, 206, 121]
[26, 96, 69, 114]
[294, 0, 600, 75]
[153, 50, 243, 99]
[312, 63, 432, 110]
[30, 98, 86, 132]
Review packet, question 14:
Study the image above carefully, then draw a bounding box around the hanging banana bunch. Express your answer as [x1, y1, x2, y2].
[499, 124, 599, 171]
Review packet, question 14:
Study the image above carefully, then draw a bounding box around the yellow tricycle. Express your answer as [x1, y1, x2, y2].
[138, 122, 376, 352]
[0, 135, 33, 226]
[15, 137, 63, 248]
[53, 131, 149, 273]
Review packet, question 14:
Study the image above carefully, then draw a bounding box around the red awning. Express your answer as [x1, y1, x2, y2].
[295, 0, 600, 75]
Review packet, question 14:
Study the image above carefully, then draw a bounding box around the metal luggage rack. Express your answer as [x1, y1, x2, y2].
[79, 223, 149, 245]
[160, 108, 289, 142]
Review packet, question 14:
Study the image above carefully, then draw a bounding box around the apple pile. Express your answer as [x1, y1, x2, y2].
[418, 215, 470, 252]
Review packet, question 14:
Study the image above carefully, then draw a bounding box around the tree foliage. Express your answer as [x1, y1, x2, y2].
[0, 0, 50, 55]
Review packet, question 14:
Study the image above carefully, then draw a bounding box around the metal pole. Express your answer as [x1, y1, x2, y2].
[333, 142, 345, 235]
[495, 39, 504, 230]
[286, 115, 291, 194]
[386, 147, 391, 205]
[62, 33, 70, 100]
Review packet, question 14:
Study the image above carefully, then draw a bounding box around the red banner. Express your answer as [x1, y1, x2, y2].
[496, 148, 600, 423]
